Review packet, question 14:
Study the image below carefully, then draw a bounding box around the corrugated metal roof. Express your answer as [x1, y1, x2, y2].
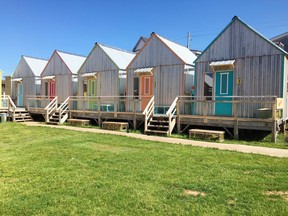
[11, 78, 23, 82]
[98, 44, 135, 70]
[41, 75, 55, 80]
[56, 51, 86, 74]
[81, 72, 97, 78]
[209, 60, 235, 66]
[156, 34, 197, 65]
[23, 56, 48, 76]
[134, 67, 153, 73]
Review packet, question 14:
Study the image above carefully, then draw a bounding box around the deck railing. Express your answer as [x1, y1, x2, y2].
[44, 97, 58, 122]
[142, 96, 155, 131]
[176, 96, 279, 119]
[68, 95, 153, 114]
[26, 95, 54, 112]
[58, 97, 69, 124]
[1, 95, 17, 121]
[166, 97, 178, 135]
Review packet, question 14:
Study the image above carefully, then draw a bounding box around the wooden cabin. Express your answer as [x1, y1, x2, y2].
[127, 32, 197, 114]
[187, 16, 288, 139]
[76, 43, 135, 112]
[11, 56, 48, 107]
[41, 50, 86, 103]
[271, 32, 288, 52]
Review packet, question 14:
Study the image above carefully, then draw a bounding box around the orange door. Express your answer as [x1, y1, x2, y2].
[49, 80, 56, 100]
[141, 75, 153, 110]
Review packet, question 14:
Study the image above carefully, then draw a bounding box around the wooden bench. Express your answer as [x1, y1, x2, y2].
[189, 129, 225, 142]
[102, 121, 129, 131]
[67, 119, 90, 126]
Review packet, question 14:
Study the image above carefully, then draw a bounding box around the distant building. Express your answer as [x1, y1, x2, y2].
[271, 32, 288, 52]
[132, 36, 148, 53]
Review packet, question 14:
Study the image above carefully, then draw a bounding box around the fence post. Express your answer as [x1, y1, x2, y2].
[176, 99, 181, 133]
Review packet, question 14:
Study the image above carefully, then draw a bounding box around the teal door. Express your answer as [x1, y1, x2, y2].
[215, 71, 233, 116]
[17, 83, 23, 107]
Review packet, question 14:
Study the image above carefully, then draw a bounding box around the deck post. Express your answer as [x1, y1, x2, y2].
[233, 101, 239, 140]
[98, 97, 102, 128]
[176, 100, 181, 133]
[272, 99, 277, 143]
[114, 97, 117, 117]
[280, 121, 286, 134]
[133, 99, 136, 130]
[203, 99, 207, 123]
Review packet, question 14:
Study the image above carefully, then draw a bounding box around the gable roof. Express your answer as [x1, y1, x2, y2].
[98, 43, 135, 70]
[23, 56, 48, 76]
[271, 32, 288, 41]
[56, 50, 86, 74]
[195, 16, 287, 63]
[132, 36, 148, 52]
[154, 33, 197, 65]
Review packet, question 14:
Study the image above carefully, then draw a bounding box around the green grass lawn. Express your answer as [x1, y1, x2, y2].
[0, 123, 288, 215]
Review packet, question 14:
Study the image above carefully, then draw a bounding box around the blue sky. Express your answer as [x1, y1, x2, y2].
[0, 0, 287, 76]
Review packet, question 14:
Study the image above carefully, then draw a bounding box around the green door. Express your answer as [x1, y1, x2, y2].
[88, 79, 97, 110]
[215, 71, 233, 116]
[17, 83, 23, 107]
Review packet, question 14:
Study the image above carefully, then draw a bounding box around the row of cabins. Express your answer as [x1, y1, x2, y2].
[2, 16, 288, 141]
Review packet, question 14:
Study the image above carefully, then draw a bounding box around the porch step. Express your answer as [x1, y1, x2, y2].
[48, 111, 68, 125]
[13, 109, 33, 122]
[145, 115, 170, 136]
[145, 129, 169, 136]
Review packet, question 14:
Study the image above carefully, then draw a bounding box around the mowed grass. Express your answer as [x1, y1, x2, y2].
[0, 123, 288, 215]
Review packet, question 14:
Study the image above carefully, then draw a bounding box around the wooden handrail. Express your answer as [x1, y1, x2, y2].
[58, 97, 69, 111]
[6, 95, 16, 110]
[44, 97, 57, 110]
[166, 97, 178, 116]
[142, 96, 155, 115]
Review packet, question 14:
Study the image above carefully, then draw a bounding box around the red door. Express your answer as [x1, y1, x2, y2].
[49, 80, 56, 100]
[141, 75, 153, 110]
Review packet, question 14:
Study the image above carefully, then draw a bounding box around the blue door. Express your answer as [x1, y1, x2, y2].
[215, 71, 233, 116]
[17, 83, 23, 107]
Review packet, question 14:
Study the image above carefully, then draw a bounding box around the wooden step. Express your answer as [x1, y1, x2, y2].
[145, 129, 169, 136]
[147, 125, 169, 131]
[152, 115, 169, 121]
[149, 120, 169, 126]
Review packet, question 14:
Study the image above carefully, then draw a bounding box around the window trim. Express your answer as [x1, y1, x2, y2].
[220, 72, 229, 95]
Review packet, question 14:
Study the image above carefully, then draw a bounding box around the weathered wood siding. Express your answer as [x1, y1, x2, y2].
[41, 53, 74, 102]
[284, 56, 288, 118]
[127, 36, 185, 106]
[78, 46, 121, 97]
[195, 18, 287, 118]
[12, 58, 39, 106]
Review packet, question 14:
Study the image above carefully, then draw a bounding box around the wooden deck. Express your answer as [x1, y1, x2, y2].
[69, 110, 145, 129]
[178, 115, 275, 131]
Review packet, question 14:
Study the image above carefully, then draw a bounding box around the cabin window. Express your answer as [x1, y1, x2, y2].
[204, 72, 213, 100]
[144, 77, 150, 95]
[44, 82, 48, 96]
[90, 80, 96, 95]
[220, 73, 228, 94]
[83, 80, 87, 96]
[134, 77, 139, 97]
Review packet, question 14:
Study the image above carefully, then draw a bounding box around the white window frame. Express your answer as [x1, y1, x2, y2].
[220, 73, 229, 95]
